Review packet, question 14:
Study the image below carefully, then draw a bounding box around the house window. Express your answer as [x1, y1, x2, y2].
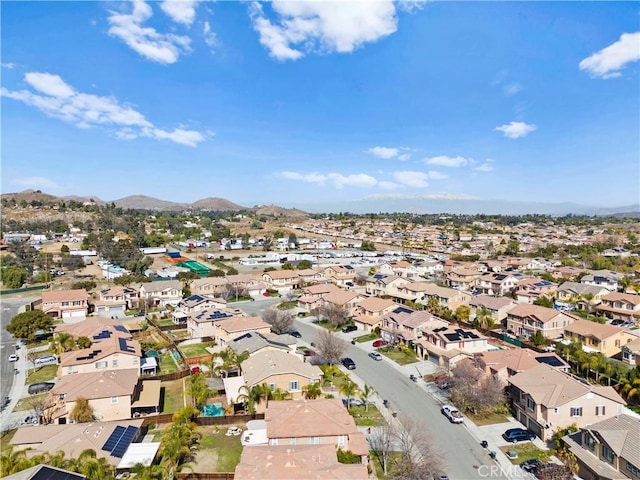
[602, 445, 615, 464]
[337, 435, 346, 447]
[309, 437, 320, 445]
[112, 359, 118, 367]
[269, 383, 276, 392]
[289, 381, 299, 391]
[527, 398, 536, 411]
[570, 407, 583, 417]
[62, 301, 69, 306]
[627, 462, 640, 478]
[596, 405, 606, 416]
[584, 433, 595, 451]
[67, 366, 77, 374]
[111, 397, 118, 404]
[289, 438, 297, 445]
[553, 408, 559, 414]
[95, 361, 108, 369]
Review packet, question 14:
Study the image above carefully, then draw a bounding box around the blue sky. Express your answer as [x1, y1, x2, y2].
[1, 1, 639, 213]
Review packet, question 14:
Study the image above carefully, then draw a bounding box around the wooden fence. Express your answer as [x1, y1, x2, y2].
[176, 473, 234, 480]
[141, 413, 264, 426]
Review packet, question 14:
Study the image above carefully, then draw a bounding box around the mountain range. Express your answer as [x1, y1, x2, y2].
[2, 190, 638, 217]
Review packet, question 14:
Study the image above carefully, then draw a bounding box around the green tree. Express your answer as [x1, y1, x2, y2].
[76, 336, 92, 349]
[302, 381, 323, 400]
[60, 244, 70, 253]
[455, 305, 470, 323]
[530, 330, 546, 347]
[0, 265, 29, 289]
[114, 275, 135, 286]
[227, 267, 239, 275]
[297, 259, 312, 270]
[505, 239, 520, 255]
[360, 384, 375, 412]
[473, 306, 495, 329]
[6, 310, 53, 342]
[533, 296, 554, 308]
[281, 262, 295, 270]
[187, 372, 211, 409]
[70, 397, 94, 423]
[339, 379, 358, 410]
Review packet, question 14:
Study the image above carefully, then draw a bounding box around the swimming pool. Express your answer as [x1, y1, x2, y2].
[201, 402, 224, 417]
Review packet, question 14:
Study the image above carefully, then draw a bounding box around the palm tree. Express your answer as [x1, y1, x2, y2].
[302, 382, 323, 400]
[237, 385, 260, 414]
[474, 306, 495, 329]
[360, 384, 374, 412]
[1, 445, 35, 476]
[72, 449, 114, 480]
[339, 379, 358, 410]
[255, 383, 274, 408]
[51, 332, 74, 356]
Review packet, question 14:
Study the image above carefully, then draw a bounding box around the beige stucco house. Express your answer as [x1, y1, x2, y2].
[41, 289, 89, 319]
[563, 319, 636, 357]
[506, 304, 575, 339]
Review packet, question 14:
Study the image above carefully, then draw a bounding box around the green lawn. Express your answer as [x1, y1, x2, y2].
[195, 427, 244, 472]
[466, 411, 510, 426]
[349, 404, 386, 426]
[159, 352, 179, 374]
[379, 347, 418, 365]
[277, 301, 298, 310]
[156, 319, 175, 327]
[14, 393, 47, 412]
[354, 333, 378, 343]
[371, 451, 406, 479]
[179, 342, 215, 358]
[499, 443, 550, 465]
[161, 379, 185, 413]
[26, 365, 58, 383]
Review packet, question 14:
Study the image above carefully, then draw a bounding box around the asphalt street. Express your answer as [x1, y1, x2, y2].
[293, 317, 511, 480]
[1, 299, 26, 402]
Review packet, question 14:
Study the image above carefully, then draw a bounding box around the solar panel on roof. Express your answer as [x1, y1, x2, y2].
[118, 337, 135, 353]
[114, 325, 128, 333]
[111, 426, 138, 458]
[93, 330, 112, 340]
[444, 333, 461, 341]
[536, 356, 564, 367]
[393, 306, 413, 315]
[102, 426, 126, 452]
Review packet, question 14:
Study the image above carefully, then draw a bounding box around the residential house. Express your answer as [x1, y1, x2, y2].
[469, 295, 518, 324]
[9, 419, 147, 469]
[240, 350, 323, 412]
[474, 272, 519, 296]
[418, 283, 472, 312]
[190, 277, 228, 297]
[96, 286, 140, 317]
[139, 280, 183, 307]
[364, 274, 411, 297]
[46, 368, 141, 423]
[581, 270, 625, 292]
[171, 294, 227, 325]
[379, 260, 423, 279]
[447, 266, 483, 291]
[264, 399, 369, 464]
[297, 284, 343, 313]
[41, 289, 89, 319]
[514, 278, 558, 304]
[228, 331, 298, 357]
[226, 273, 268, 298]
[557, 282, 610, 311]
[59, 335, 141, 376]
[317, 290, 365, 317]
[477, 348, 570, 382]
[352, 297, 399, 332]
[563, 319, 636, 357]
[3, 465, 86, 480]
[597, 293, 640, 324]
[622, 337, 640, 366]
[506, 304, 576, 340]
[324, 265, 357, 286]
[419, 325, 489, 362]
[295, 268, 325, 286]
[552, 266, 587, 281]
[235, 444, 368, 480]
[213, 316, 273, 347]
[563, 414, 640, 480]
[507, 364, 626, 440]
[381, 307, 440, 346]
[261, 270, 300, 293]
[186, 308, 241, 338]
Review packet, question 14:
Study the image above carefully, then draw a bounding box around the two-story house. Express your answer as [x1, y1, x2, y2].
[58, 335, 141, 376]
[297, 283, 343, 313]
[323, 265, 357, 286]
[96, 286, 140, 317]
[506, 304, 575, 340]
[352, 297, 399, 332]
[41, 289, 89, 319]
[557, 282, 610, 312]
[563, 319, 636, 357]
[474, 272, 519, 296]
[187, 308, 241, 338]
[477, 348, 569, 382]
[189, 277, 228, 297]
[563, 414, 640, 480]
[171, 294, 227, 325]
[212, 316, 272, 347]
[364, 274, 411, 298]
[514, 278, 558, 304]
[447, 266, 483, 291]
[507, 364, 626, 441]
[240, 350, 323, 412]
[622, 337, 640, 366]
[581, 270, 625, 292]
[380, 307, 438, 346]
[596, 292, 640, 324]
[469, 295, 518, 324]
[264, 398, 369, 463]
[139, 280, 183, 307]
[261, 270, 300, 293]
[316, 290, 365, 317]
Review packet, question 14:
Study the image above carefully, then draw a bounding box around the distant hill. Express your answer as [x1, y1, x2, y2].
[62, 195, 106, 205]
[191, 197, 245, 211]
[253, 204, 308, 218]
[1, 190, 60, 204]
[112, 195, 189, 211]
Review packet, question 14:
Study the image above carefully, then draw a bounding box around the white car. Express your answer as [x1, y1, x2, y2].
[441, 405, 464, 424]
[8, 354, 19, 362]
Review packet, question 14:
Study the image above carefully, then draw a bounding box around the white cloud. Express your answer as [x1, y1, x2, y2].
[427, 170, 448, 179]
[203, 21, 217, 48]
[107, 0, 191, 64]
[368, 146, 399, 159]
[397, 153, 411, 161]
[393, 171, 429, 188]
[2, 72, 205, 147]
[280, 171, 377, 188]
[474, 159, 495, 172]
[366, 192, 479, 200]
[397, 0, 427, 14]
[495, 121, 537, 139]
[503, 82, 523, 96]
[160, 0, 197, 26]
[424, 155, 469, 167]
[13, 176, 62, 191]
[1, 62, 15, 69]
[249, 0, 398, 61]
[579, 32, 640, 79]
[378, 181, 399, 190]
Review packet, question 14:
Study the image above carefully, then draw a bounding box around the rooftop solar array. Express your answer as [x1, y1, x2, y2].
[112, 426, 139, 458]
[393, 306, 414, 315]
[93, 330, 112, 340]
[102, 426, 126, 452]
[443, 328, 480, 342]
[76, 349, 103, 361]
[187, 294, 205, 302]
[536, 356, 565, 367]
[118, 337, 136, 353]
[114, 325, 129, 333]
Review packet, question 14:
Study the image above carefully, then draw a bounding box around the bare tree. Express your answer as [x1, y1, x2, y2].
[261, 307, 294, 334]
[314, 329, 347, 365]
[450, 360, 505, 415]
[318, 302, 350, 328]
[368, 416, 444, 479]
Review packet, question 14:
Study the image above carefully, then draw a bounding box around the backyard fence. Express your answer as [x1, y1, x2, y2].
[176, 473, 234, 479]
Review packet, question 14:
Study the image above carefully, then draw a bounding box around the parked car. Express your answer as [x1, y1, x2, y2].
[23, 415, 38, 425]
[303, 349, 316, 357]
[368, 352, 383, 361]
[520, 459, 543, 473]
[288, 330, 302, 338]
[502, 428, 536, 443]
[34, 355, 57, 366]
[372, 339, 387, 348]
[190, 366, 201, 374]
[342, 325, 357, 333]
[8, 354, 19, 362]
[342, 357, 356, 370]
[345, 281, 354, 287]
[28, 382, 55, 395]
[441, 405, 464, 424]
